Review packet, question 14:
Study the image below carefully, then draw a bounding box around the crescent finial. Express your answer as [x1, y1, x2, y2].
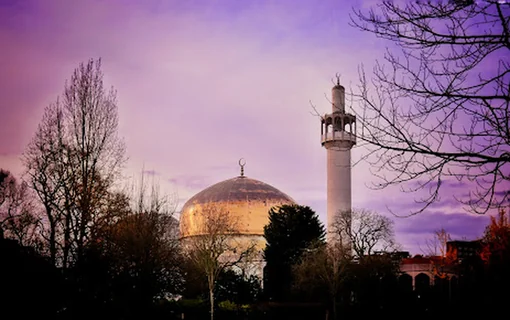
[238, 158, 246, 177]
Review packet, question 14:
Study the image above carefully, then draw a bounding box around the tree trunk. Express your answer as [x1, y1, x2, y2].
[332, 296, 337, 320]
[49, 223, 56, 266]
[209, 283, 215, 320]
[63, 210, 71, 270]
[42, 202, 57, 266]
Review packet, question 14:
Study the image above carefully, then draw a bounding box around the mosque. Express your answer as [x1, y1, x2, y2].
[177, 79, 468, 293]
[178, 80, 356, 280]
[179, 160, 297, 278]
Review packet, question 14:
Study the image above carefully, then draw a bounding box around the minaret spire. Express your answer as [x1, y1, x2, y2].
[320, 75, 357, 243]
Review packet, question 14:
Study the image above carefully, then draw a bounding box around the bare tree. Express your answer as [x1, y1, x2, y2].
[91, 171, 183, 307]
[63, 58, 126, 261]
[22, 58, 126, 266]
[181, 203, 255, 320]
[0, 169, 40, 247]
[333, 209, 396, 258]
[22, 101, 67, 265]
[293, 241, 352, 320]
[347, 0, 509, 215]
[423, 228, 458, 279]
[424, 228, 451, 257]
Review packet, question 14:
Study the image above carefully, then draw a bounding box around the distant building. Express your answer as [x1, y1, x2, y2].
[399, 239, 482, 291]
[447, 240, 482, 262]
[400, 255, 438, 288]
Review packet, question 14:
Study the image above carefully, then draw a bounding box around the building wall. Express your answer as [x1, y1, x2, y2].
[400, 257, 457, 289]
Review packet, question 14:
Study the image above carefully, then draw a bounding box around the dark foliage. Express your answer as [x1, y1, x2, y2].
[349, 254, 401, 312]
[182, 263, 262, 304]
[216, 269, 262, 305]
[263, 204, 325, 301]
[0, 237, 63, 318]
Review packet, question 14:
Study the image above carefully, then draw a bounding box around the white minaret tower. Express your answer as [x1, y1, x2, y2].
[320, 77, 356, 243]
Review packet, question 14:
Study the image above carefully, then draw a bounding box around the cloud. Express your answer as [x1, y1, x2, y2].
[168, 174, 215, 192]
[391, 209, 490, 255]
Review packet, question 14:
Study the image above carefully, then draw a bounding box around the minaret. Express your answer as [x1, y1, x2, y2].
[320, 78, 356, 243]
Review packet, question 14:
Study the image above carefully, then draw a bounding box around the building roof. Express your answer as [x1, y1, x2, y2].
[179, 175, 295, 238]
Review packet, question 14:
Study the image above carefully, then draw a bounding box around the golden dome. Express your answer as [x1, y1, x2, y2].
[179, 175, 295, 238]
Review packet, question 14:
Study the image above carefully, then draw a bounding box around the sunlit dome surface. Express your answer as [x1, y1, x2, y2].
[179, 175, 296, 238]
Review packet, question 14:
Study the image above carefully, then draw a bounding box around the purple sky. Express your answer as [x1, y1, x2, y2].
[0, 0, 496, 254]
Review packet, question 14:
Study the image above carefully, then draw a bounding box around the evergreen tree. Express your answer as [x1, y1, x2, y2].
[263, 204, 325, 301]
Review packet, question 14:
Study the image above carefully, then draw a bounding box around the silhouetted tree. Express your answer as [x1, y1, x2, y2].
[263, 204, 326, 301]
[456, 249, 484, 307]
[0, 236, 63, 318]
[23, 58, 126, 267]
[22, 100, 66, 265]
[293, 241, 352, 320]
[480, 208, 510, 305]
[62, 172, 183, 319]
[116, 184, 181, 310]
[332, 208, 396, 259]
[0, 169, 40, 248]
[181, 257, 209, 301]
[348, 0, 509, 215]
[181, 203, 256, 320]
[350, 253, 400, 314]
[424, 228, 458, 279]
[216, 269, 262, 306]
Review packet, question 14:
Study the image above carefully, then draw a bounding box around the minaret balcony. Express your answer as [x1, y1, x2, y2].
[321, 131, 357, 145]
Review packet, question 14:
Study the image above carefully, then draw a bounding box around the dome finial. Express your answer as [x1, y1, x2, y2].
[335, 72, 341, 86]
[238, 158, 246, 177]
